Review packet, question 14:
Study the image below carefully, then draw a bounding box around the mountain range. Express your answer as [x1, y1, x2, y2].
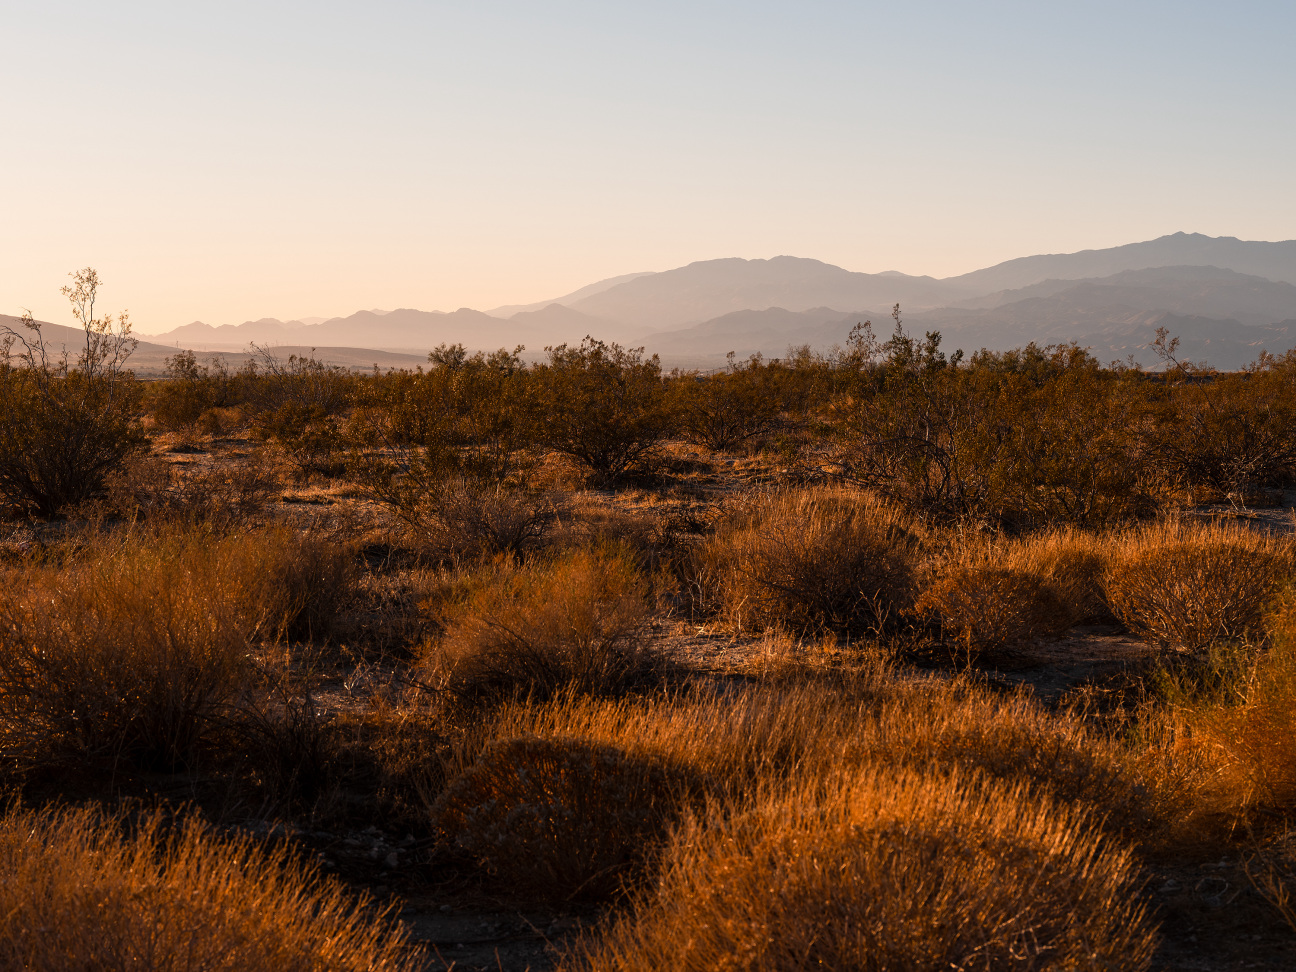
[121, 232, 1296, 371]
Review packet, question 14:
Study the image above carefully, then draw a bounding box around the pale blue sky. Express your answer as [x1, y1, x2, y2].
[3, 1, 1293, 330]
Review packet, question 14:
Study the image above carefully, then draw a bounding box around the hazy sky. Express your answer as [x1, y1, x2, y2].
[4, 0, 1294, 333]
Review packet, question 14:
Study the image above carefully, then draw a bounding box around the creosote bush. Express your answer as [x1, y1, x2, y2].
[0, 805, 417, 972]
[562, 768, 1156, 972]
[1104, 521, 1293, 653]
[0, 270, 146, 517]
[421, 544, 659, 709]
[698, 489, 920, 634]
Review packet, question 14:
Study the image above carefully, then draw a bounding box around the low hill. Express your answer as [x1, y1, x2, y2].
[0, 316, 427, 377]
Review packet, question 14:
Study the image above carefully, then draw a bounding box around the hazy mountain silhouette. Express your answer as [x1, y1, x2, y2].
[155, 318, 312, 346]
[135, 234, 1296, 369]
[946, 232, 1296, 293]
[486, 272, 657, 318]
[566, 256, 968, 330]
[638, 307, 873, 358]
[634, 265, 1296, 369]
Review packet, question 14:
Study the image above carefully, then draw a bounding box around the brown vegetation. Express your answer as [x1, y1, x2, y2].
[563, 768, 1156, 972]
[698, 489, 920, 634]
[7, 294, 1296, 969]
[0, 805, 416, 971]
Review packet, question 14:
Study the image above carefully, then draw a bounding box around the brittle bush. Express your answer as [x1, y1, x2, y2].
[561, 768, 1156, 972]
[0, 805, 416, 972]
[698, 489, 921, 634]
[0, 524, 353, 770]
[1104, 521, 1294, 653]
[420, 545, 659, 709]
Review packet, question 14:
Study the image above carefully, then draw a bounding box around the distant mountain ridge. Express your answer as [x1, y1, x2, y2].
[945, 232, 1296, 293]
[136, 233, 1296, 369]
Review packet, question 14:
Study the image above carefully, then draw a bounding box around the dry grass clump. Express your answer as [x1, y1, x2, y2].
[917, 566, 1066, 651]
[698, 489, 921, 634]
[0, 524, 353, 770]
[1182, 589, 1296, 811]
[399, 477, 559, 561]
[0, 805, 417, 972]
[1104, 521, 1293, 653]
[917, 528, 1115, 650]
[858, 684, 1165, 833]
[470, 680, 887, 797]
[432, 736, 700, 900]
[562, 768, 1156, 972]
[449, 670, 1161, 839]
[420, 545, 660, 709]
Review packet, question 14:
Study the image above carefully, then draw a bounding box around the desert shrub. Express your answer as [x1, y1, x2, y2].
[0, 542, 250, 771]
[246, 350, 355, 476]
[858, 684, 1162, 833]
[1183, 590, 1296, 811]
[698, 490, 920, 634]
[562, 767, 1156, 972]
[151, 349, 217, 431]
[531, 338, 672, 484]
[0, 274, 147, 517]
[421, 545, 658, 709]
[1104, 522, 1292, 653]
[917, 565, 1067, 651]
[218, 524, 356, 642]
[0, 805, 416, 972]
[411, 479, 555, 558]
[669, 355, 788, 451]
[357, 460, 558, 560]
[91, 450, 278, 525]
[432, 736, 699, 900]
[1144, 366, 1296, 504]
[835, 340, 1149, 525]
[0, 524, 352, 769]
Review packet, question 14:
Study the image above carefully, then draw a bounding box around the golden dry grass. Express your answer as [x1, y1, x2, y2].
[0, 805, 417, 971]
[0, 523, 352, 770]
[432, 736, 700, 899]
[697, 489, 921, 634]
[1176, 587, 1296, 812]
[1104, 520, 1293, 653]
[425, 666, 1171, 911]
[419, 544, 662, 709]
[561, 767, 1157, 972]
[918, 527, 1117, 649]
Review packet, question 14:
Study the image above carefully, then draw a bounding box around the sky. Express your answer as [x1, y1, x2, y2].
[3, 0, 1295, 333]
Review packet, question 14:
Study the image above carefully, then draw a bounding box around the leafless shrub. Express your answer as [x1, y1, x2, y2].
[1104, 522, 1292, 652]
[917, 565, 1068, 651]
